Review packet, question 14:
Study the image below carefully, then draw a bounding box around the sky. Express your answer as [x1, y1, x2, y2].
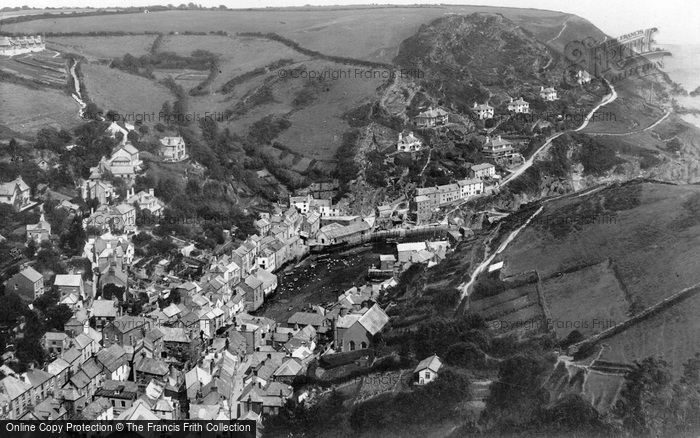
[2, 0, 698, 44]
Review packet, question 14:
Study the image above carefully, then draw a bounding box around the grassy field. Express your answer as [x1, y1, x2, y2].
[0, 81, 78, 137]
[81, 62, 173, 119]
[4, 7, 574, 63]
[47, 35, 157, 59]
[598, 289, 700, 378]
[540, 260, 630, 338]
[501, 182, 700, 310]
[160, 34, 308, 93]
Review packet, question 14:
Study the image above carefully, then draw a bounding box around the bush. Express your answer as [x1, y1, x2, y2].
[350, 370, 471, 431]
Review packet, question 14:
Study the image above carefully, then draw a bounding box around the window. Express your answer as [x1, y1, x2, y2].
[425, 372, 431, 380]
[349, 341, 355, 351]
[121, 401, 126, 407]
[360, 342, 367, 349]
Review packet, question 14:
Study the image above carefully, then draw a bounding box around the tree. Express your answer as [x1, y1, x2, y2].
[670, 354, 700, 433]
[481, 354, 552, 431]
[45, 304, 73, 331]
[60, 216, 87, 256]
[102, 284, 125, 301]
[612, 356, 674, 436]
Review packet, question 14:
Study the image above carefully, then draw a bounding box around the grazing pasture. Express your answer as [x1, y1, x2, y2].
[47, 35, 157, 59]
[540, 260, 630, 339]
[501, 182, 700, 310]
[80, 62, 173, 119]
[597, 289, 700, 378]
[0, 82, 78, 136]
[5, 7, 575, 63]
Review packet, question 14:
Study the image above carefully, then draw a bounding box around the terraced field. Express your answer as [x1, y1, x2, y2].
[470, 282, 547, 337]
[0, 53, 67, 87]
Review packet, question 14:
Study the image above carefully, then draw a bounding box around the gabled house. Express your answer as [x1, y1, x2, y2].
[482, 135, 515, 159]
[414, 354, 442, 385]
[470, 163, 496, 179]
[396, 131, 423, 152]
[238, 275, 264, 312]
[0, 375, 33, 419]
[473, 102, 494, 120]
[102, 316, 151, 348]
[0, 176, 31, 211]
[125, 188, 164, 217]
[5, 266, 44, 302]
[53, 274, 85, 299]
[334, 304, 389, 352]
[414, 107, 449, 128]
[94, 380, 139, 416]
[507, 97, 530, 114]
[90, 298, 119, 328]
[95, 344, 130, 381]
[26, 213, 51, 243]
[81, 179, 115, 206]
[159, 136, 188, 162]
[540, 86, 558, 101]
[43, 332, 70, 355]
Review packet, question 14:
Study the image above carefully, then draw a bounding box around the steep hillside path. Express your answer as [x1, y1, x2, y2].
[546, 16, 570, 45]
[500, 80, 618, 188]
[455, 184, 607, 310]
[587, 109, 672, 137]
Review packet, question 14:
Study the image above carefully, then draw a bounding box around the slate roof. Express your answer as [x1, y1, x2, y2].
[414, 354, 443, 373]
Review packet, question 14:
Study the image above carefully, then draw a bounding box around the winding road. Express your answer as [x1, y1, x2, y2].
[456, 81, 619, 304]
[500, 80, 618, 188]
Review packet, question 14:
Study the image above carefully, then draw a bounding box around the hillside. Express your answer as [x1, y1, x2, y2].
[394, 13, 558, 111]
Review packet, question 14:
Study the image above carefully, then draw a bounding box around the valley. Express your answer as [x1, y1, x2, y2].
[1, 3, 699, 437]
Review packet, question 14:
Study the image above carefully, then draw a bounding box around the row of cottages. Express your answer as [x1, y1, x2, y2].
[396, 131, 423, 152]
[125, 188, 165, 217]
[482, 135, 516, 159]
[0, 35, 45, 56]
[159, 136, 188, 162]
[83, 204, 137, 235]
[288, 194, 343, 218]
[413, 178, 484, 222]
[0, 176, 32, 211]
[414, 107, 449, 128]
